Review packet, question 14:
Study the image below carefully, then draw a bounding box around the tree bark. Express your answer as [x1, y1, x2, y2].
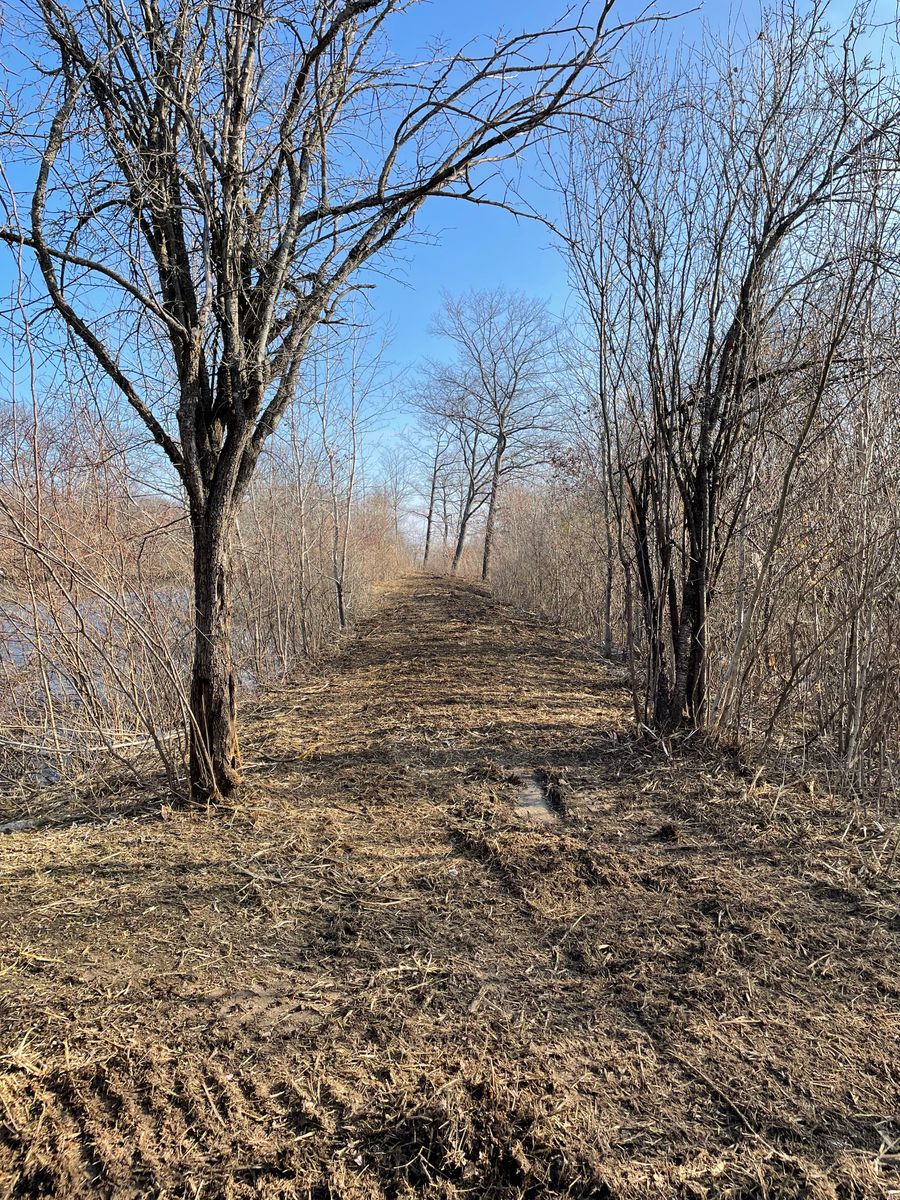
[189, 508, 241, 803]
[451, 510, 470, 574]
[480, 433, 505, 581]
[423, 445, 440, 567]
[602, 467, 615, 656]
[662, 530, 709, 733]
[451, 473, 479, 574]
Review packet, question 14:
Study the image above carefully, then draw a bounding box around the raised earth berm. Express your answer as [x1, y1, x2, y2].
[0, 575, 897, 1198]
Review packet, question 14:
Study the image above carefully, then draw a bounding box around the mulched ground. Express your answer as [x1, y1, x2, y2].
[0, 574, 898, 1199]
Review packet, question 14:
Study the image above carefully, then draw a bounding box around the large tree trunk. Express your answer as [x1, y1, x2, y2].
[451, 481, 477, 575]
[451, 512, 469, 574]
[189, 508, 241, 803]
[663, 527, 709, 733]
[480, 434, 505, 582]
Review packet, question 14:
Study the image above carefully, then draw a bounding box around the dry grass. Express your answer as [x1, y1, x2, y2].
[0, 575, 897, 1199]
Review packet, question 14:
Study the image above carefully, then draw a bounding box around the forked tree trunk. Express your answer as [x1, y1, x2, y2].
[189, 509, 241, 803]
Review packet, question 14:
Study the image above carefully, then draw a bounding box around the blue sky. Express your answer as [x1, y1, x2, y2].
[367, 0, 886, 376]
[1, 0, 888, 434]
[0, 0, 664, 430]
[371, 0, 665, 368]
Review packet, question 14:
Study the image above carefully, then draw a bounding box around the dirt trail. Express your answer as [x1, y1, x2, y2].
[0, 575, 898, 1199]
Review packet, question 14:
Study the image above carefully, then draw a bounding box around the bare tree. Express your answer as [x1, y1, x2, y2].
[310, 329, 372, 632]
[415, 421, 453, 569]
[378, 444, 411, 542]
[421, 289, 559, 579]
[1, 0, 627, 800]
[559, 2, 898, 732]
[417, 365, 495, 576]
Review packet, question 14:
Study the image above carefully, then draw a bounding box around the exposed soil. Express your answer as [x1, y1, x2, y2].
[0, 575, 898, 1199]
